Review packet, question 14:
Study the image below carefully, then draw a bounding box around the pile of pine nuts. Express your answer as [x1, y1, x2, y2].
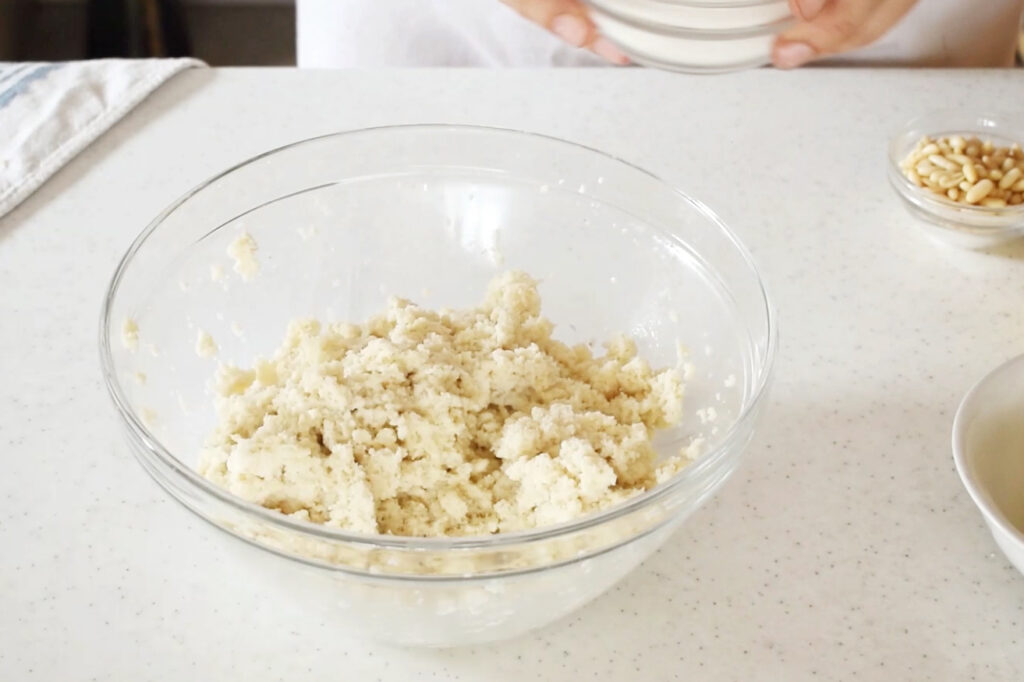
[899, 135, 1024, 208]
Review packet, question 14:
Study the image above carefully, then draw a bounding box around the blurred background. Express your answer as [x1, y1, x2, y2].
[0, 0, 295, 64]
[1, 0, 1023, 66]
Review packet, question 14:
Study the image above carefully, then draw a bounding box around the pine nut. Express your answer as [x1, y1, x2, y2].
[998, 167, 1021, 190]
[965, 179, 995, 204]
[939, 173, 964, 189]
[900, 134, 1024, 207]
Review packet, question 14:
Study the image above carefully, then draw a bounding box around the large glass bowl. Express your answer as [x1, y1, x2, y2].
[100, 125, 775, 647]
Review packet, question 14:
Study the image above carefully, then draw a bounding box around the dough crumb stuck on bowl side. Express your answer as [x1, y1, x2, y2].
[227, 232, 259, 281]
[198, 270, 696, 538]
[195, 330, 218, 359]
[121, 318, 139, 351]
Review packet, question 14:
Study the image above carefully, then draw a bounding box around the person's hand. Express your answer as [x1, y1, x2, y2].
[499, 0, 630, 64]
[773, 0, 918, 68]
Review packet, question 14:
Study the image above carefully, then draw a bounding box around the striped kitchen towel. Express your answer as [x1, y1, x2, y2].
[0, 58, 203, 220]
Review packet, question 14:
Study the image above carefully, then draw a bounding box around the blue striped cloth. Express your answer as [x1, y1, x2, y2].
[0, 63, 62, 110]
[0, 58, 202, 219]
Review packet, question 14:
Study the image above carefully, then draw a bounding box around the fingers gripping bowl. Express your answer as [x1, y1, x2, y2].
[100, 126, 776, 646]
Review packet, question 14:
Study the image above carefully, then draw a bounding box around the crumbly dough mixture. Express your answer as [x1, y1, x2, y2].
[199, 272, 688, 537]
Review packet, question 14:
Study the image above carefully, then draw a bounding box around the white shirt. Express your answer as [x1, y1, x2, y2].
[297, 0, 1024, 68]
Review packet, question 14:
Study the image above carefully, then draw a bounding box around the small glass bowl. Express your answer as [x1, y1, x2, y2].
[888, 111, 1024, 250]
[584, 0, 793, 73]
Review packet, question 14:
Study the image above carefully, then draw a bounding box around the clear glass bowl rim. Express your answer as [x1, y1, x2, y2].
[99, 123, 777, 552]
[888, 110, 1024, 221]
[589, 0, 789, 9]
[585, 0, 793, 37]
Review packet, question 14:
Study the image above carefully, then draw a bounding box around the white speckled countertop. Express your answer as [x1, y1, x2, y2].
[1, 68, 1023, 680]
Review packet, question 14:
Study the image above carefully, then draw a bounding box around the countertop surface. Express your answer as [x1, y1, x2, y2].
[1, 67, 1022, 680]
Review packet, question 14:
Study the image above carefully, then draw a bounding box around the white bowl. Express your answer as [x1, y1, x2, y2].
[952, 353, 1024, 577]
[584, 0, 793, 73]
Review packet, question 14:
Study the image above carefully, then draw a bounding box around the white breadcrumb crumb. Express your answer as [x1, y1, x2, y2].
[199, 271, 692, 537]
[120, 318, 139, 351]
[134, 372, 147, 385]
[227, 232, 259, 281]
[141, 408, 158, 427]
[489, 245, 505, 268]
[145, 343, 161, 358]
[210, 264, 225, 282]
[724, 374, 737, 388]
[696, 407, 718, 425]
[230, 322, 245, 339]
[195, 330, 218, 358]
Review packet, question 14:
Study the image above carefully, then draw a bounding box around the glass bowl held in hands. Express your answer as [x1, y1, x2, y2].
[583, 0, 794, 73]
